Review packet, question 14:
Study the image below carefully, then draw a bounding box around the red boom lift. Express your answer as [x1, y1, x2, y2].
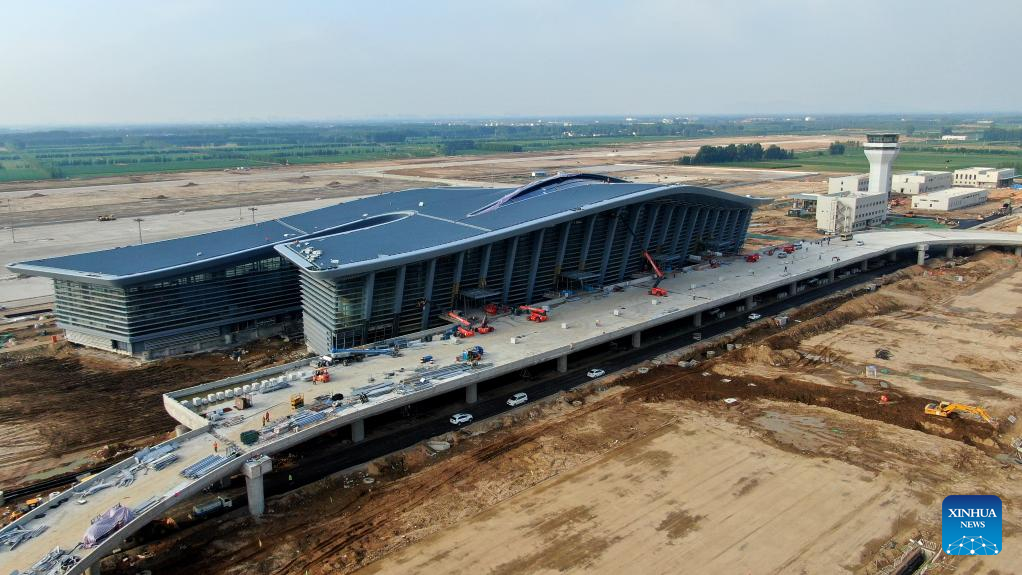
[643, 251, 668, 297]
[447, 310, 494, 336]
[518, 305, 549, 322]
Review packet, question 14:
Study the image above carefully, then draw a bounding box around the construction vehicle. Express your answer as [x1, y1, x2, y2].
[483, 303, 499, 315]
[782, 244, 796, 254]
[745, 253, 760, 263]
[191, 496, 233, 519]
[96, 214, 117, 222]
[447, 310, 493, 336]
[475, 316, 494, 334]
[642, 251, 668, 297]
[290, 393, 305, 410]
[924, 401, 994, 424]
[457, 345, 485, 362]
[519, 305, 549, 322]
[311, 367, 330, 384]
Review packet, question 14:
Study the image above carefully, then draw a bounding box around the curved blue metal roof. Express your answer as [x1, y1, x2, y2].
[7, 174, 766, 285]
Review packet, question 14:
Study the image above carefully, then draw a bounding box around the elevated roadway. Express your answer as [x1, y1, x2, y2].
[3, 229, 1021, 574]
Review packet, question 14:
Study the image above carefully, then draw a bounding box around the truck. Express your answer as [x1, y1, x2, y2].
[191, 496, 233, 519]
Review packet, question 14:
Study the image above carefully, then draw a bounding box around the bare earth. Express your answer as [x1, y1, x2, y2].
[128, 253, 1022, 575]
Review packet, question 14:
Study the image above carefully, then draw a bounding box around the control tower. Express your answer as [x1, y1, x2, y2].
[863, 133, 900, 198]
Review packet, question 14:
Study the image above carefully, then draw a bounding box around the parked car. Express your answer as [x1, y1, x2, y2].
[449, 413, 473, 425]
[506, 392, 529, 407]
[777, 252, 788, 258]
[747, 313, 762, 321]
[855, 240, 865, 246]
[587, 368, 606, 378]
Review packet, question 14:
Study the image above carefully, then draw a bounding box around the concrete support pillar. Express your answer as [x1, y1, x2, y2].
[243, 455, 272, 518]
[1015, 246, 1022, 257]
[827, 269, 835, 281]
[217, 477, 231, 490]
[861, 259, 869, 272]
[465, 382, 478, 404]
[85, 563, 102, 575]
[945, 245, 954, 259]
[889, 250, 898, 262]
[916, 244, 927, 266]
[174, 424, 190, 437]
[556, 355, 568, 373]
[693, 311, 702, 328]
[631, 331, 641, 349]
[745, 295, 754, 309]
[789, 281, 798, 296]
[351, 419, 365, 443]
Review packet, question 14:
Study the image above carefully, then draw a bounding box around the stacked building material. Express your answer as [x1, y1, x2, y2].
[290, 410, 327, 429]
[180, 454, 227, 479]
[0, 524, 48, 551]
[148, 453, 179, 471]
[350, 381, 395, 399]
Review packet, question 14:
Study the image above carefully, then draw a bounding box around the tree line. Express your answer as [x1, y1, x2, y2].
[678, 143, 794, 165]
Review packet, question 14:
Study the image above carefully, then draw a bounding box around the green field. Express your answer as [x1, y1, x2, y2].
[1, 117, 1021, 184]
[726, 148, 1022, 173]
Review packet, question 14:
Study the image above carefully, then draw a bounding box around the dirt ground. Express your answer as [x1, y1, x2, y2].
[0, 135, 835, 229]
[114, 251, 1022, 575]
[0, 338, 308, 487]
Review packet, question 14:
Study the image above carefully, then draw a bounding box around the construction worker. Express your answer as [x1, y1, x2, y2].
[213, 441, 219, 453]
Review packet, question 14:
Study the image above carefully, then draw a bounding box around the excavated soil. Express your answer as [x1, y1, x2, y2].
[0, 340, 308, 486]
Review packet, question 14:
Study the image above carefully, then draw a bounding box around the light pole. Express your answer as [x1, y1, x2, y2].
[134, 218, 144, 244]
[6, 198, 13, 244]
[248, 207, 258, 223]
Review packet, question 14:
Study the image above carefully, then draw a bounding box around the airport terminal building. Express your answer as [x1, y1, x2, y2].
[8, 174, 764, 358]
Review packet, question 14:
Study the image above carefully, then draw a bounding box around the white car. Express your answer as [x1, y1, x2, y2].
[587, 368, 606, 378]
[747, 313, 762, 321]
[506, 392, 529, 407]
[856, 240, 865, 246]
[449, 413, 473, 425]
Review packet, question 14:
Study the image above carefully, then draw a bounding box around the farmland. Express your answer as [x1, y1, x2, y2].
[3, 116, 1021, 184]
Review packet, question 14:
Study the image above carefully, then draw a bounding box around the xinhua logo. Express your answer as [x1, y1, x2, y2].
[942, 495, 1002, 556]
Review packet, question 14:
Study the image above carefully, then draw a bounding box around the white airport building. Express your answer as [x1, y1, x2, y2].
[827, 174, 868, 194]
[910, 188, 989, 211]
[815, 192, 889, 232]
[890, 170, 952, 195]
[815, 134, 899, 234]
[953, 167, 1016, 188]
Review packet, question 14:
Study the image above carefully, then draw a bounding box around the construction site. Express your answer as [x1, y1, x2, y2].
[2, 136, 1022, 575]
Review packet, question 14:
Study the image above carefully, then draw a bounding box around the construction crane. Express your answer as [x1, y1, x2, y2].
[924, 401, 994, 424]
[518, 305, 549, 322]
[643, 251, 668, 297]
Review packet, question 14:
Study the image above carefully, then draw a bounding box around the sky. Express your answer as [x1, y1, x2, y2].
[1, 0, 1020, 126]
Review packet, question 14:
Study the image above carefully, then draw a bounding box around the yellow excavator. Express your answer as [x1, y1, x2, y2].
[924, 401, 994, 424]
